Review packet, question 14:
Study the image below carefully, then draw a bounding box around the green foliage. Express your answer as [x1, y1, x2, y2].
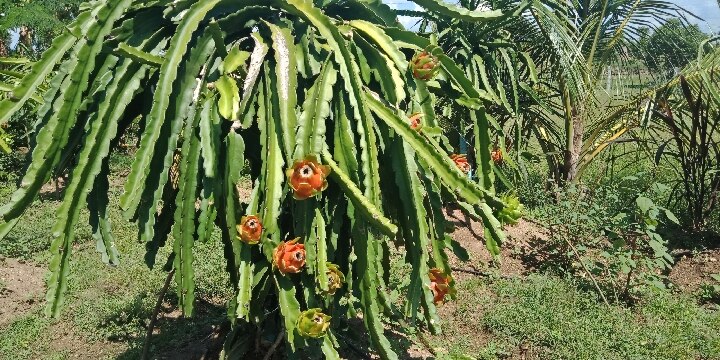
[0, 0, 510, 357]
[700, 274, 720, 304]
[600, 195, 677, 297]
[0, 313, 50, 359]
[409, 0, 539, 189]
[0, 0, 83, 56]
[528, 175, 678, 299]
[637, 19, 711, 77]
[648, 66, 720, 231]
[0, 170, 232, 358]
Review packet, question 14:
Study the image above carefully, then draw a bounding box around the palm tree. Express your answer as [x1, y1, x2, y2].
[407, 0, 687, 183]
[523, 0, 684, 182]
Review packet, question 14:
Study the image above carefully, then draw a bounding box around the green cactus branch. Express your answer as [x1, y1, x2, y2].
[0, 0, 514, 357]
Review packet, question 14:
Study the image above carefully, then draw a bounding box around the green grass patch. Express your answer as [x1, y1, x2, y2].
[0, 155, 232, 358]
[480, 275, 720, 359]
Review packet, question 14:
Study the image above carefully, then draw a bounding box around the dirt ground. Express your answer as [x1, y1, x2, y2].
[0, 208, 716, 359]
[669, 250, 720, 293]
[0, 257, 45, 327]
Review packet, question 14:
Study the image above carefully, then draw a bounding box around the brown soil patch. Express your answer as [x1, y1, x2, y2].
[669, 250, 720, 293]
[401, 209, 551, 359]
[0, 257, 45, 327]
[48, 322, 125, 359]
[39, 176, 68, 197]
[444, 208, 547, 280]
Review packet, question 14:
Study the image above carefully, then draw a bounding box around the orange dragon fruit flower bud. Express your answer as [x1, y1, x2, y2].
[408, 112, 423, 131]
[428, 268, 454, 305]
[324, 263, 345, 295]
[236, 215, 263, 244]
[286, 155, 331, 200]
[450, 154, 471, 174]
[491, 146, 503, 165]
[273, 238, 306, 274]
[410, 51, 439, 81]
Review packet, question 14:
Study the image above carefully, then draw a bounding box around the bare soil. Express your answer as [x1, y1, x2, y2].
[412, 211, 547, 359]
[0, 257, 45, 327]
[48, 322, 126, 359]
[669, 250, 720, 293]
[444, 209, 545, 280]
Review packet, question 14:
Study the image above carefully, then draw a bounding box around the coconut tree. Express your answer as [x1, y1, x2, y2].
[0, 0, 516, 358]
[412, 0, 686, 183]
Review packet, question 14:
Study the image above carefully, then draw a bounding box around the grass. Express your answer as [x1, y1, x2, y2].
[427, 275, 720, 360]
[0, 154, 232, 359]
[0, 154, 718, 359]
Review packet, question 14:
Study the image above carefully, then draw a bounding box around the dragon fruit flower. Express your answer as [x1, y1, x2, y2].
[273, 238, 306, 274]
[286, 155, 331, 200]
[491, 147, 503, 165]
[410, 51, 439, 81]
[409, 112, 423, 131]
[428, 268, 454, 305]
[236, 215, 263, 244]
[324, 263, 345, 295]
[297, 308, 331, 338]
[450, 154, 471, 174]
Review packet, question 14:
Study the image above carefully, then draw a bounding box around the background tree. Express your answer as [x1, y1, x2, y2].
[637, 19, 710, 78]
[0, 0, 83, 57]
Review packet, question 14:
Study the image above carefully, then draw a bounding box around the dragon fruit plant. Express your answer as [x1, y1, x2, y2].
[0, 0, 508, 358]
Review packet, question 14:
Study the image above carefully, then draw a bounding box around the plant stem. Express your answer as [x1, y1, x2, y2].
[562, 235, 611, 307]
[261, 331, 285, 360]
[623, 236, 637, 300]
[142, 269, 175, 360]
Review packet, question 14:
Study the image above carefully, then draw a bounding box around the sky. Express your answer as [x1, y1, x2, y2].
[5, 0, 720, 48]
[394, 0, 720, 32]
[678, 0, 720, 32]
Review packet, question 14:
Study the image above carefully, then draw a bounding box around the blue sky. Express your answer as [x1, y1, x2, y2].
[394, 0, 720, 32]
[5, 0, 720, 48]
[678, 0, 720, 32]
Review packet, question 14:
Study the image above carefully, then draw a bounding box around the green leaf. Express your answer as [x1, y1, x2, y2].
[663, 209, 679, 225]
[172, 98, 204, 317]
[114, 42, 164, 66]
[314, 209, 330, 293]
[322, 149, 398, 238]
[392, 139, 441, 334]
[216, 74, 240, 120]
[134, 33, 216, 249]
[258, 67, 286, 260]
[275, 274, 302, 350]
[89, 162, 120, 266]
[364, 92, 504, 210]
[223, 46, 250, 74]
[120, 0, 221, 214]
[239, 32, 269, 128]
[295, 59, 337, 159]
[268, 22, 299, 159]
[0, 31, 76, 123]
[636, 196, 653, 213]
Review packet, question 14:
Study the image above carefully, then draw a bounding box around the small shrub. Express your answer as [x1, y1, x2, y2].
[528, 177, 677, 300]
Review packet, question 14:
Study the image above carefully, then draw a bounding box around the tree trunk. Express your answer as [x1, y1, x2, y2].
[559, 80, 584, 184]
[562, 113, 584, 182]
[0, 35, 7, 57]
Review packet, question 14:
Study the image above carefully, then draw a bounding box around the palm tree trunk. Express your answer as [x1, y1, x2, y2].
[0, 35, 7, 57]
[560, 81, 584, 183]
